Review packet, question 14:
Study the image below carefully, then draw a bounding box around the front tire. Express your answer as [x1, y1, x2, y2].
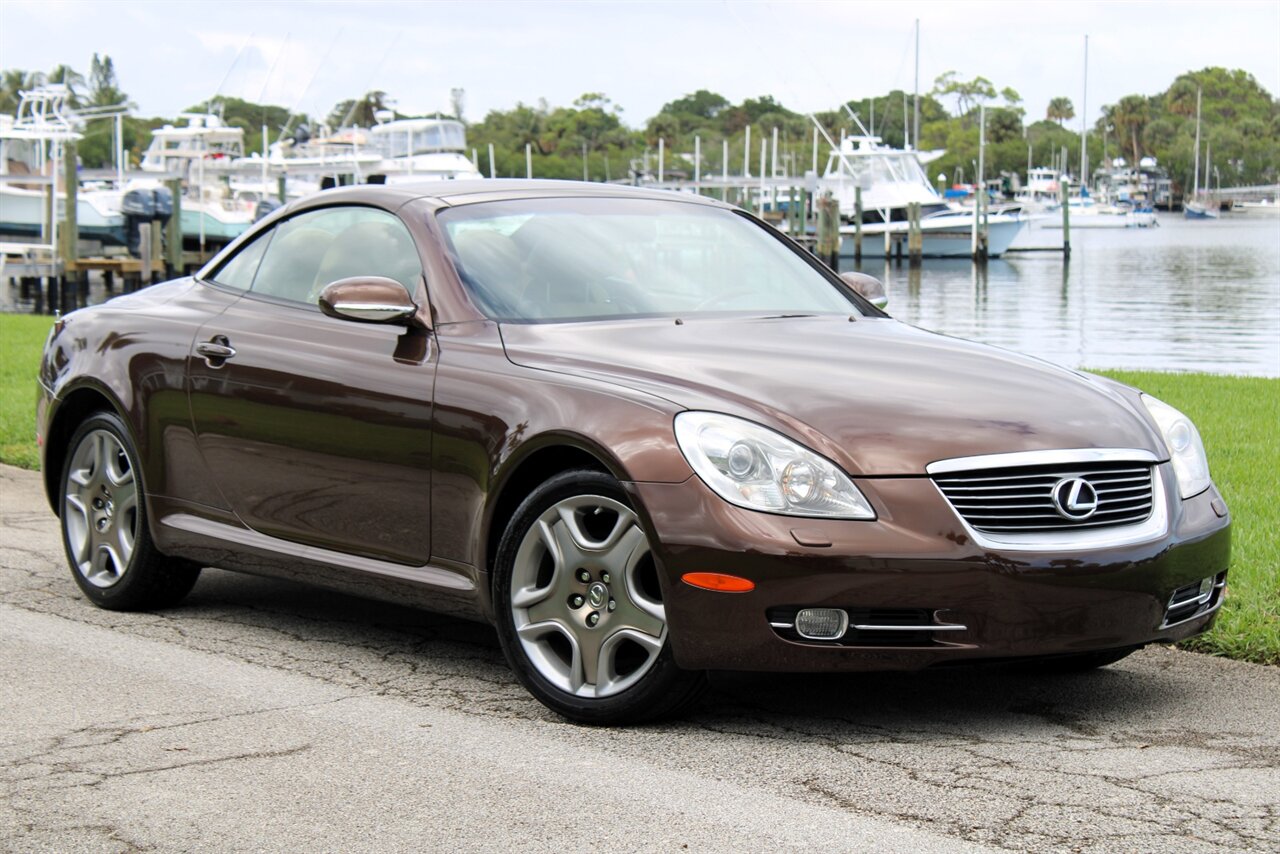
[493, 470, 705, 724]
[59, 411, 201, 611]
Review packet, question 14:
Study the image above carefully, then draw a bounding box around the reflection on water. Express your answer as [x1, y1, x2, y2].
[854, 217, 1280, 377]
[4, 215, 1278, 376]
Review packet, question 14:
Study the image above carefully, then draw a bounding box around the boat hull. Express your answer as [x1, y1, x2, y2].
[1041, 211, 1158, 229]
[0, 187, 126, 245]
[1183, 203, 1220, 220]
[1233, 202, 1280, 217]
[180, 206, 252, 245]
[838, 215, 1026, 259]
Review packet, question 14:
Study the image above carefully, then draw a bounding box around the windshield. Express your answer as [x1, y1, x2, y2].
[437, 197, 859, 322]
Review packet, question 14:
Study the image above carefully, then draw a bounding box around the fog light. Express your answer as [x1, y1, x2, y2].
[1198, 576, 1215, 598]
[795, 608, 848, 640]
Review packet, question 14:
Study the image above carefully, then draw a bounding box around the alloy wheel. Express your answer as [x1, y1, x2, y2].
[509, 495, 666, 698]
[63, 428, 138, 589]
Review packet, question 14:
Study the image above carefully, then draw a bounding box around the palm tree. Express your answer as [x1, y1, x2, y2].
[0, 69, 28, 114]
[1046, 97, 1075, 126]
[1111, 95, 1151, 165]
[45, 64, 87, 106]
[1165, 78, 1200, 118]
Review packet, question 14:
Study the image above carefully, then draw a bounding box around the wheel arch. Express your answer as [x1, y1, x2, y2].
[480, 435, 626, 606]
[42, 382, 132, 514]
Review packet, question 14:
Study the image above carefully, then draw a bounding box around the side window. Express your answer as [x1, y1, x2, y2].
[250, 207, 422, 306]
[209, 229, 273, 290]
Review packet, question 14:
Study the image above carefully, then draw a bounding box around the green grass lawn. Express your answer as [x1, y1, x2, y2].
[0, 314, 51, 470]
[1099, 370, 1280, 665]
[1, 312, 1275, 663]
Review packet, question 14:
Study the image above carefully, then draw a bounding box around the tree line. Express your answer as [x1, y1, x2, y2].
[2, 57, 1276, 192]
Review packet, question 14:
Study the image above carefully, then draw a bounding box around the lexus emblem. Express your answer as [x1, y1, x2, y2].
[1052, 477, 1099, 521]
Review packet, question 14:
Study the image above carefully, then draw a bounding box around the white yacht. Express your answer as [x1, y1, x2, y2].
[132, 113, 256, 244]
[228, 126, 385, 203]
[1095, 156, 1171, 211]
[820, 136, 1026, 258]
[218, 116, 483, 210]
[0, 86, 125, 245]
[1013, 167, 1064, 212]
[1233, 198, 1280, 217]
[366, 116, 482, 183]
[1040, 192, 1158, 229]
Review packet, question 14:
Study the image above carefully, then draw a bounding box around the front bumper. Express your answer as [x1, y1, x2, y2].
[626, 463, 1231, 672]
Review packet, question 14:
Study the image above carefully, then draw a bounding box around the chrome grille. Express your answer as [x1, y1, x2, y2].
[934, 461, 1155, 534]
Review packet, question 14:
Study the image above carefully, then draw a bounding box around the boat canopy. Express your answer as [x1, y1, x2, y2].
[371, 119, 467, 158]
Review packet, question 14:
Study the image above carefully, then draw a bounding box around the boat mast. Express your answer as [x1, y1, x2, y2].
[1080, 34, 1088, 187]
[902, 93, 908, 149]
[1192, 86, 1202, 201]
[913, 19, 920, 151]
[1206, 140, 1212, 200]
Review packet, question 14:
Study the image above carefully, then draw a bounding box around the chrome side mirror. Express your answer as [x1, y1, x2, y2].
[839, 272, 888, 310]
[318, 277, 420, 325]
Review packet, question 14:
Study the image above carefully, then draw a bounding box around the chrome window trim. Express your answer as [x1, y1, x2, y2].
[926, 449, 1170, 552]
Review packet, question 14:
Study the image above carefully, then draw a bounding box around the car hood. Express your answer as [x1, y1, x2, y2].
[499, 315, 1164, 476]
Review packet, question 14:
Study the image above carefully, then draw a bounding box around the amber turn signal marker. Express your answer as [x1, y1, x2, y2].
[681, 572, 755, 593]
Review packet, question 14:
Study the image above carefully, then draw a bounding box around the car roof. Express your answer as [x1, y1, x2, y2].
[202, 180, 738, 284]
[284, 179, 732, 214]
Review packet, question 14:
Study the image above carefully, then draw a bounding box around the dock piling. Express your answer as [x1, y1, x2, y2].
[816, 192, 839, 272]
[978, 191, 990, 261]
[150, 217, 164, 283]
[853, 186, 863, 261]
[61, 140, 81, 311]
[138, 224, 152, 291]
[166, 179, 183, 277]
[908, 202, 922, 264]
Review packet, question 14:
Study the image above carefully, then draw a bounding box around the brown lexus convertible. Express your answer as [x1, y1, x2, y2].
[37, 181, 1231, 723]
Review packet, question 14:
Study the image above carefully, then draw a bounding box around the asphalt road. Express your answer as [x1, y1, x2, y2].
[2, 463, 1277, 853]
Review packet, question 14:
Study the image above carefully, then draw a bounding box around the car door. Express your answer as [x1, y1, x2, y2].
[186, 205, 435, 566]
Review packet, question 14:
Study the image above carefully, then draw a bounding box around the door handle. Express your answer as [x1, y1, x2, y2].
[197, 336, 236, 365]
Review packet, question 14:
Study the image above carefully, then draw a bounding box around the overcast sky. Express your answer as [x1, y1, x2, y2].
[2, 0, 1277, 131]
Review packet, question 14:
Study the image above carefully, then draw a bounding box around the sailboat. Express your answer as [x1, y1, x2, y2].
[1184, 87, 1219, 220]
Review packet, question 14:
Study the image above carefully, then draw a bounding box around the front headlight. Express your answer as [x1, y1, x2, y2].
[1142, 394, 1211, 499]
[674, 411, 876, 519]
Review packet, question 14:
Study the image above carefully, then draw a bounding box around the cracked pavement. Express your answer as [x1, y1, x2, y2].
[1, 463, 1277, 852]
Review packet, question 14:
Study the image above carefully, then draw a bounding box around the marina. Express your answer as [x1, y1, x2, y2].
[1, 25, 1276, 380]
[5, 209, 1276, 378]
[869, 215, 1280, 377]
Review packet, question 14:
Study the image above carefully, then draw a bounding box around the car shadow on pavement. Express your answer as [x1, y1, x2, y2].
[180, 567, 1195, 736]
[696, 667, 1165, 738]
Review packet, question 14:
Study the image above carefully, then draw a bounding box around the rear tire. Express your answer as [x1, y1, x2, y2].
[59, 411, 201, 611]
[493, 469, 706, 724]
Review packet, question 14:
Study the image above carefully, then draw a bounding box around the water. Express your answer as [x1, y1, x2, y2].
[856, 215, 1280, 377]
[4, 215, 1278, 376]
